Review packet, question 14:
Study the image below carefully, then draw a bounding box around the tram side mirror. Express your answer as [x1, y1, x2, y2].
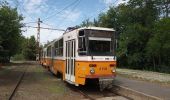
[78, 37, 83, 49]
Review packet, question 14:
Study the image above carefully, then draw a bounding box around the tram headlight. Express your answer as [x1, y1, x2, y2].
[90, 68, 95, 74]
[111, 67, 116, 73]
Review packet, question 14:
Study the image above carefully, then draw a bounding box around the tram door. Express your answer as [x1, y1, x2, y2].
[65, 40, 75, 82]
[50, 46, 55, 73]
[51, 46, 55, 66]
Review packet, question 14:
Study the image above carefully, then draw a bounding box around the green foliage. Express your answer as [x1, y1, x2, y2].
[0, 50, 9, 63]
[118, 24, 150, 69]
[78, 0, 170, 73]
[12, 35, 37, 61]
[22, 36, 37, 60]
[146, 18, 170, 72]
[12, 53, 25, 61]
[0, 2, 23, 62]
[80, 18, 95, 27]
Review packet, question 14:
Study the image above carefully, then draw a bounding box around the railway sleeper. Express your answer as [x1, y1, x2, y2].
[99, 78, 114, 91]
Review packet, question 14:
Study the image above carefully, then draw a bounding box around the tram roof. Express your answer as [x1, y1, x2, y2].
[79, 26, 115, 32]
[43, 27, 115, 48]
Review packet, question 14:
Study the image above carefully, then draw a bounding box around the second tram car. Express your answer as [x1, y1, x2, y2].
[40, 27, 117, 88]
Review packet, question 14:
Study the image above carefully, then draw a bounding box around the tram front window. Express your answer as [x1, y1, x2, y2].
[88, 39, 113, 56]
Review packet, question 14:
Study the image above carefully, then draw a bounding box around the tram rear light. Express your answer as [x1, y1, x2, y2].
[89, 64, 97, 67]
[110, 64, 115, 67]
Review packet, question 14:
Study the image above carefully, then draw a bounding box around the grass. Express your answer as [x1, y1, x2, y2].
[117, 68, 170, 86]
[47, 83, 66, 94]
[11, 54, 25, 61]
[32, 65, 67, 94]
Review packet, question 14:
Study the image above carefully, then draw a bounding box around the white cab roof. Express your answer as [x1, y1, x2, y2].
[79, 26, 115, 31]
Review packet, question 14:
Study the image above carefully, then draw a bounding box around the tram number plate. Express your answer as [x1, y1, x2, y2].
[99, 67, 107, 71]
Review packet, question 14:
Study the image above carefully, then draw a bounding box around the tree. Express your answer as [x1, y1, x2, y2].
[146, 18, 170, 72]
[22, 36, 37, 60]
[80, 19, 94, 27]
[77, 0, 170, 73]
[116, 0, 158, 67]
[156, 0, 170, 18]
[118, 24, 150, 69]
[0, 1, 23, 62]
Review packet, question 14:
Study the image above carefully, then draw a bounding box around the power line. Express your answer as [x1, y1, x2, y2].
[40, 0, 80, 33]
[43, 0, 73, 20]
[26, 26, 65, 31]
[56, 0, 81, 28]
[15, 0, 36, 21]
[24, 21, 38, 24]
[82, 0, 118, 21]
[42, 0, 79, 21]
[41, 22, 55, 27]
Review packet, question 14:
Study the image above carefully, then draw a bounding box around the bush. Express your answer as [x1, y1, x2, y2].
[11, 54, 25, 61]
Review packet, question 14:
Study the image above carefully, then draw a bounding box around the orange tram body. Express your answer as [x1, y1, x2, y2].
[40, 27, 117, 87]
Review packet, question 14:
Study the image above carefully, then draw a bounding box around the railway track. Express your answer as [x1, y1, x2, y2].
[66, 83, 129, 100]
[8, 67, 27, 100]
[67, 84, 95, 100]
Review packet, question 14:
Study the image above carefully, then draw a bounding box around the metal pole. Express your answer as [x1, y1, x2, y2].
[36, 18, 41, 61]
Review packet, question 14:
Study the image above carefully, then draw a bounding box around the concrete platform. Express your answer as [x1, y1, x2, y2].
[112, 76, 170, 100]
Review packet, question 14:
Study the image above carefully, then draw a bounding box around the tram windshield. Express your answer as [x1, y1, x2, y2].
[88, 38, 113, 56]
[78, 29, 115, 56]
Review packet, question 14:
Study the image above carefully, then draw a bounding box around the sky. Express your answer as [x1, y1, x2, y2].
[4, 0, 127, 45]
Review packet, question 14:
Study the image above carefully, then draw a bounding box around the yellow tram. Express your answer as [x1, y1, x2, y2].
[40, 27, 117, 87]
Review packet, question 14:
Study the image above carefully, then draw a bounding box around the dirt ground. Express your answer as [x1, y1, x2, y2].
[0, 64, 26, 100]
[0, 62, 129, 100]
[0, 63, 84, 100]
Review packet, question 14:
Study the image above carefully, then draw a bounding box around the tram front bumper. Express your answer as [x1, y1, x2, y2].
[85, 74, 116, 79]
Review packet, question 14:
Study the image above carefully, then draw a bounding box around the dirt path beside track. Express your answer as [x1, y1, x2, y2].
[0, 64, 26, 100]
[10, 64, 84, 100]
[0, 62, 129, 100]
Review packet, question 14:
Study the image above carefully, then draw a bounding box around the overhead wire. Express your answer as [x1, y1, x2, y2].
[24, 21, 38, 24]
[15, 0, 36, 21]
[56, 0, 81, 28]
[81, 0, 119, 22]
[39, 0, 80, 40]
[42, 0, 80, 22]
[42, 0, 58, 19]
[25, 26, 65, 31]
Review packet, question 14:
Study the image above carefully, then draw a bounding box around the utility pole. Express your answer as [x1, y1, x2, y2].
[36, 18, 42, 61]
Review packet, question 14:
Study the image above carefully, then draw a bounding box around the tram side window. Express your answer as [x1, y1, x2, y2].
[54, 41, 58, 56]
[58, 38, 63, 56]
[43, 51, 46, 57]
[78, 30, 87, 55]
[47, 46, 51, 57]
[54, 38, 63, 56]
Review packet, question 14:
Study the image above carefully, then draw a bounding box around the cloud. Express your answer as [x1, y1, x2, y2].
[101, 0, 128, 6]
[16, 0, 81, 45]
[116, 0, 128, 5]
[20, 0, 48, 14]
[103, 0, 114, 6]
[59, 9, 81, 22]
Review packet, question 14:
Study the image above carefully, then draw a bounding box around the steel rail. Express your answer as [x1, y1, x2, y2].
[8, 67, 27, 100]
